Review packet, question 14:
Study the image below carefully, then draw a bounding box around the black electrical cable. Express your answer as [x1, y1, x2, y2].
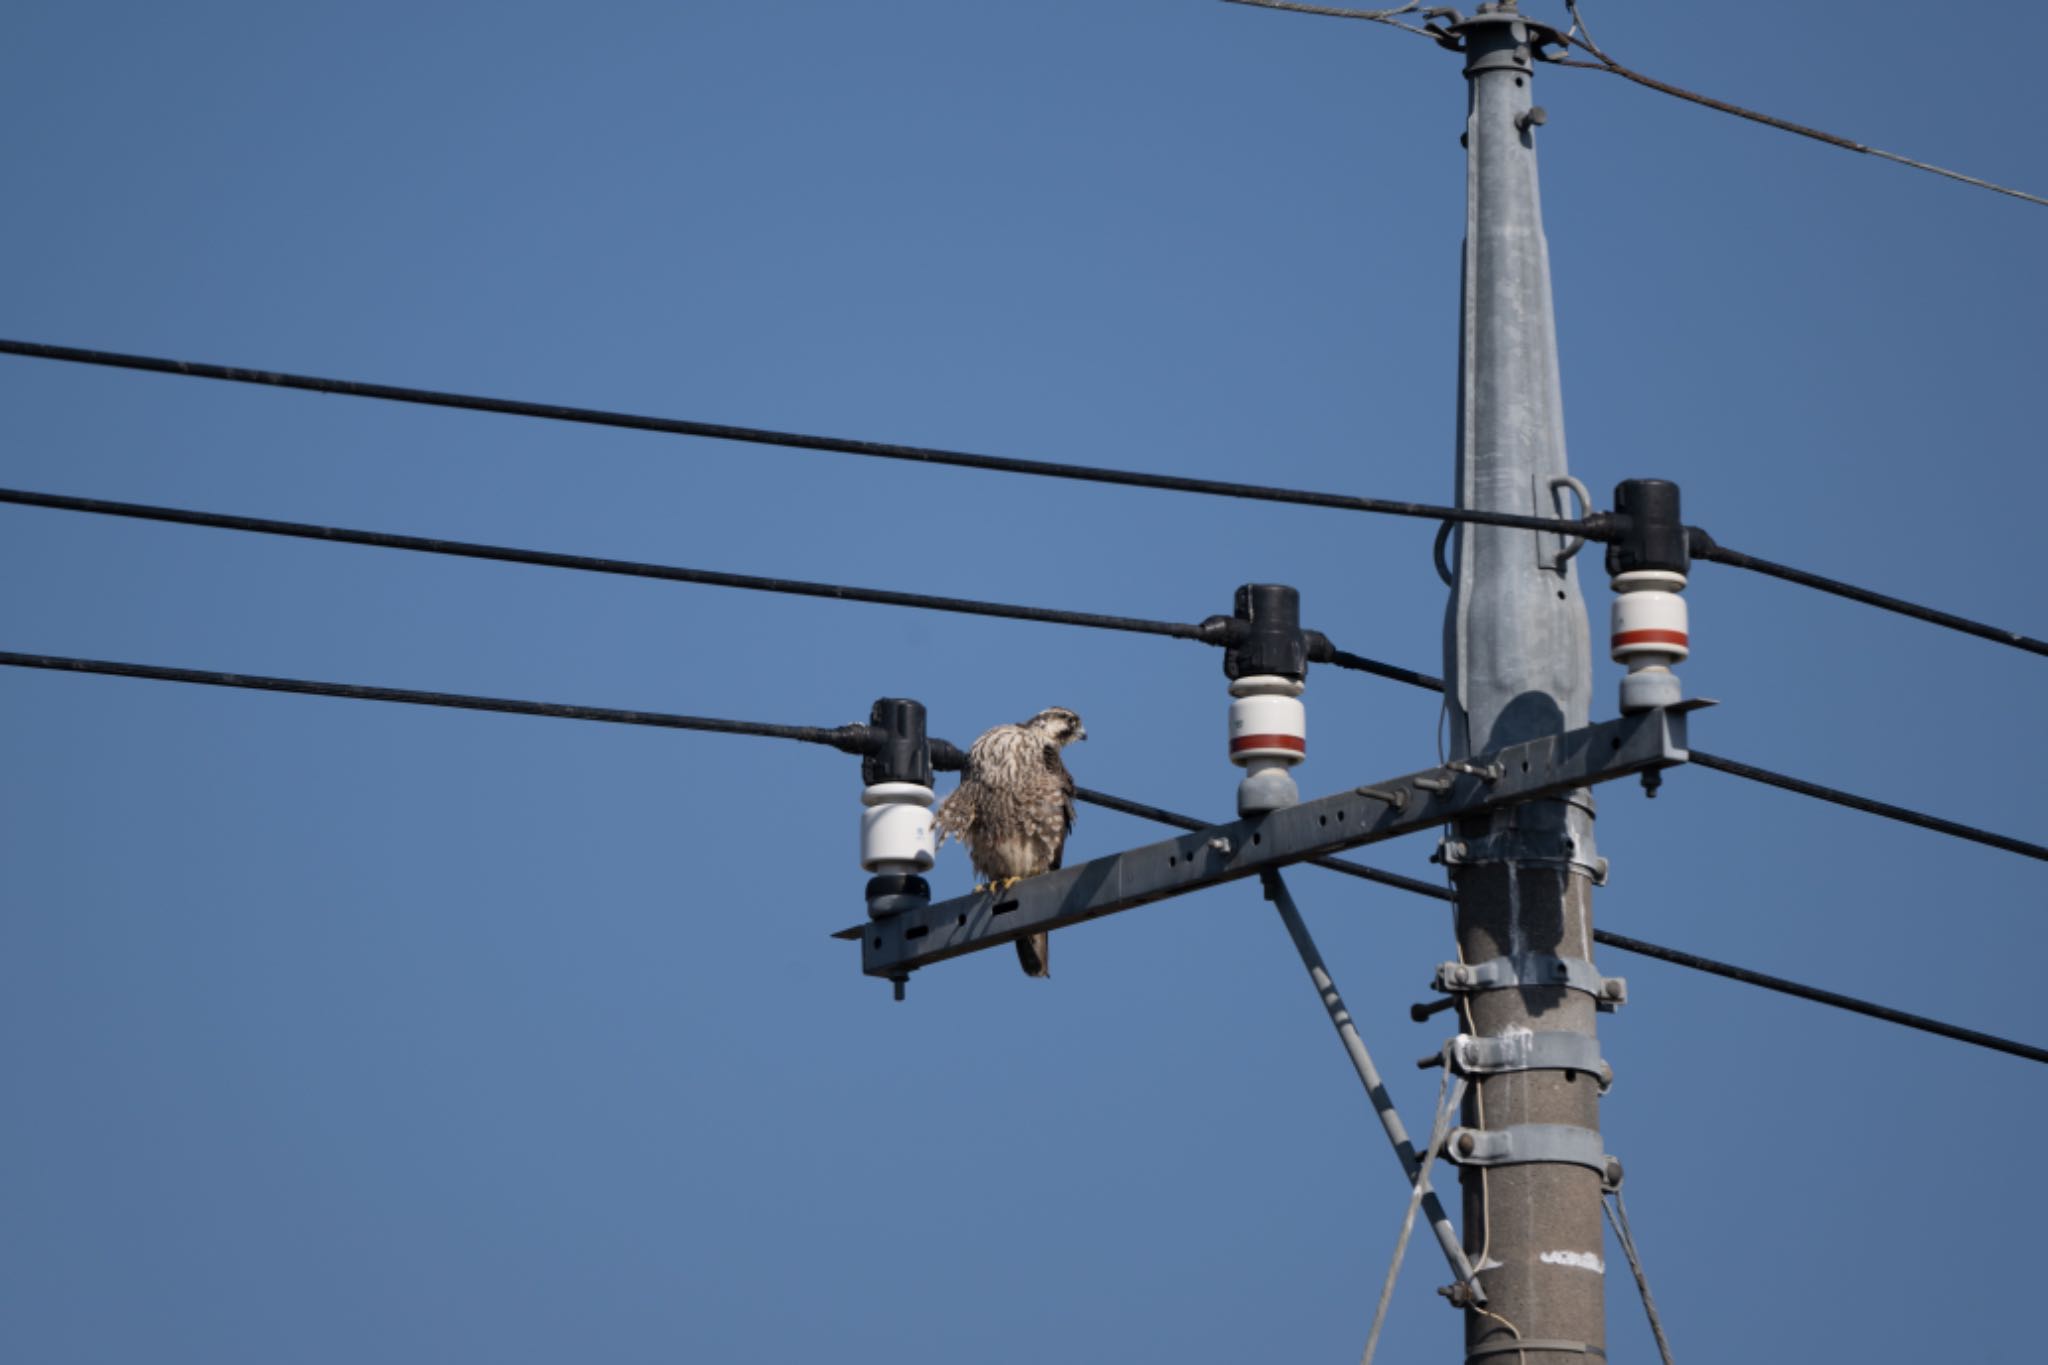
[0, 650, 878, 753]
[0, 338, 1595, 539]
[17, 343, 2036, 663]
[1692, 538, 2048, 659]
[8, 645, 2040, 1065]
[1063, 777, 2048, 1067]
[1323, 646, 1444, 693]
[1225, 0, 2048, 210]
[1688, 749, 2048, 864]
[0, 485, 1429, 685]
[1591, 929, 2048, 1066]
[1550, 2, 2048, 212]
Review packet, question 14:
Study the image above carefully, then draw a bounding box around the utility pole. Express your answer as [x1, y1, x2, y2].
[1440, 5, 1611, 1361]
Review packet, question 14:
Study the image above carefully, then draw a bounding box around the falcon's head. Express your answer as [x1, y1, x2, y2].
[1025, 707, 1087, 746]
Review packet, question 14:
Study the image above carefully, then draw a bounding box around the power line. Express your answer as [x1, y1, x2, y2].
[1553, 1, 2048, 211]
[7, 644, 2040, 1065]
[0, 338, 1595, 538]
[17, 341, 2034, 668]
[10, 345, 2038, 665]
[1688, 749, 2048, 864]
[1323, 645, 1445, 693]
[0, 649, 877, 751]
[0, 487, 1207, 643]
[0, 485, 1427, 686]
[1225, 0, 2048, 211]
[1592, 928, 2048, 1067]
[1220, 0, 1436, 37]
[1692, 536, 2048, 659]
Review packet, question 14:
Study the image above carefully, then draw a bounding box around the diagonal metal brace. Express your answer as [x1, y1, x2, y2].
[1263, 871, 1486, 1302]
[848, 708, 1692, 978]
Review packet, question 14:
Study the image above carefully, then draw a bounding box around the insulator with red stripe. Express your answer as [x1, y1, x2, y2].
[1220, 584, 1311, 816]
[1603, 479, 1693, 713]
[1229, 674, 1307, 814]
[1610, 570, 1689, 711]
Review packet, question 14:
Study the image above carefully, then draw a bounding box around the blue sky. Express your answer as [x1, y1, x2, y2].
[2, 3, 2042, 1361]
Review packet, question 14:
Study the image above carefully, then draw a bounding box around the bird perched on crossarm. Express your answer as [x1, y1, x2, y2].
[932, 707, 1085, 978]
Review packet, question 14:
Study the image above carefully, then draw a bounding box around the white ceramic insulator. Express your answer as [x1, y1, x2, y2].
[1227, 675, 1307, 769]
[1609, 581, 1690, 664]
[860, 782, 935, 873]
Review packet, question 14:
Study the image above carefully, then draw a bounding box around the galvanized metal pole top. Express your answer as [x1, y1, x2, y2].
[1450, 3, 1563, 76]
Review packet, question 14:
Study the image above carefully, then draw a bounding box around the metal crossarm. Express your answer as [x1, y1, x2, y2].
[847, 707, 1694, 979]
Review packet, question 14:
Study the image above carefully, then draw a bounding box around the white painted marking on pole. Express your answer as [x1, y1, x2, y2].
[1539, 1249, 1605, 1273]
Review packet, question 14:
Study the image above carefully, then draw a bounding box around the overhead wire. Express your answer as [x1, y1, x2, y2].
[0, 650, 879, 752]
[6, 339, 2041, 662]
[1687, 750, 2048, 864]
[15, 479, 2028, 865]
[1223, 0, 2048, 210]
[5, 646, 2042, 1065]
[1220, 0, 1436, 39]
[19, 478, 2026, 862]
[1690, 536, 2048, 659]
[1587, 928, 2048, 1067]
[1552, 0, 2048, 211]
[0, 338, 1595, 538]
[0, 485, 1426, 686]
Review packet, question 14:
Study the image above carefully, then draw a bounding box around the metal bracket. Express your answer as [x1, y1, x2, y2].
[1535, 472, 1592, 571]
[1443, 1124, 1612, 1178]
[846, 708, 1693, 979]
[1435, 823, 1608, 885]
[1434, 954, 1627, 1010]
[1469, 1341, 1606, 1362]
[1434, 1031, 1612, 1092]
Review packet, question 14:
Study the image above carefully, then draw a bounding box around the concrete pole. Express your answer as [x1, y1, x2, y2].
[1441, 5, 1608, 1360]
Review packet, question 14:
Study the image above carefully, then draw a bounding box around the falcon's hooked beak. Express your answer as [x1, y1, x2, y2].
[1075, 724, 1088, 741]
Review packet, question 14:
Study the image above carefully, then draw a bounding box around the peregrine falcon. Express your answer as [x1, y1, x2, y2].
[932, 707, 1085, 978]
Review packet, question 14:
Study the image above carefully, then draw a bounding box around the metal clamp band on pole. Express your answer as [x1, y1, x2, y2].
[1443, 1123, 1612, 1177]
[1434, 953, 1627, 1008]
[1467, 1340, 1608, 1361]
[1438, 1032, 1613, 1092]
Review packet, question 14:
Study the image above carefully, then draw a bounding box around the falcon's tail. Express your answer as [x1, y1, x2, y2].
[1015, 931, 1050, 979]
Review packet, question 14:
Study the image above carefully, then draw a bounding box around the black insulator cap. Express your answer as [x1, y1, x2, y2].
[865, 873, 931, 920]
[1604, 479, 1690, 577]
[1223, 583, 1309, 681]
[862, 697, 932, 788]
